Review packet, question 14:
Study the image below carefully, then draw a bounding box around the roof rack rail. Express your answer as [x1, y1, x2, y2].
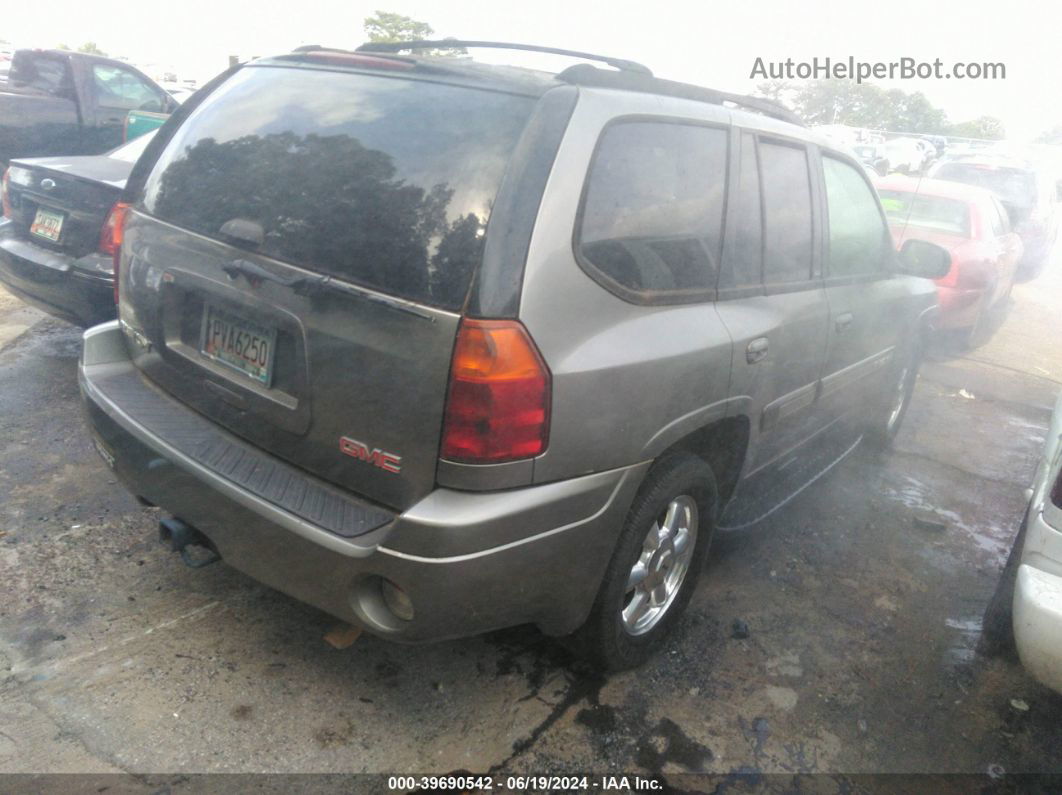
[555, 63, 804, 127]
[355, 40, 653, 76]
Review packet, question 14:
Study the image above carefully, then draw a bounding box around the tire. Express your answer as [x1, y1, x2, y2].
[864, 342, 922, 451]
[570, 454, 717, 671]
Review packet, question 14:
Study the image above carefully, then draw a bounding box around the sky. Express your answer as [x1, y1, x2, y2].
[4, 0, 1060, 141]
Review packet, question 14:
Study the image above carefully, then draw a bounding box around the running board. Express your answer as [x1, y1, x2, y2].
[717, 428, 863, 531]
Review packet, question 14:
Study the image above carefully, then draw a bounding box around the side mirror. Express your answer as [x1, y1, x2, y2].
[897, 239, 951, 279]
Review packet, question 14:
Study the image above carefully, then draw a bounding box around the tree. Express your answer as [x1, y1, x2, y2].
[754, 80, 795, 106]
[1035, 125, 1062, 146]
[947, 116, 1005, 140]
[363, 11, 434, 43]
[77, 42, 107, 56]
[361, 10, 464, 55]
[759, 78, 997, 138]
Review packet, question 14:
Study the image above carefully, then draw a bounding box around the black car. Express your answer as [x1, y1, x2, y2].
[0, 133, 152, 326]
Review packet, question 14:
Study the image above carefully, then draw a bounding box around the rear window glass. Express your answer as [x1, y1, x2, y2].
[141, 66, 534, 310]
[932, 163, 1037, 208]
[878, 190, 971, 237]
[9, 53, 71, 97]
[577, 121, 728, 300]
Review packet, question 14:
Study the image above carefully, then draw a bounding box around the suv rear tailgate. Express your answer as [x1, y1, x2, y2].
[118, 62, 537, 511]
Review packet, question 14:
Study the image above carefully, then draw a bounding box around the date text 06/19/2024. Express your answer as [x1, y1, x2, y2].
[387, 774, 664, 791]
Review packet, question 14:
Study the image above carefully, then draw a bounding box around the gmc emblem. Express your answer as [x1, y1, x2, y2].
[339, 437, 402, 474]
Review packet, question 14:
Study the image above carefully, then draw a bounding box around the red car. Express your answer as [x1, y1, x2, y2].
[876, 175, 1023, 346]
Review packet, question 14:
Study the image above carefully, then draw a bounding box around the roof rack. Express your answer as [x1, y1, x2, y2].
[555, 64, 804, 127]
[355, 40, 653, 76]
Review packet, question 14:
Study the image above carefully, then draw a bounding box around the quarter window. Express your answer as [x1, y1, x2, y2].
[823, 157, 888, 276]
[759, 141, 814, 284]
[578, 121, 728, 299]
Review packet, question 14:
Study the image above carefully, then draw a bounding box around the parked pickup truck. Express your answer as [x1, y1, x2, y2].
[0, 49, 177, 166]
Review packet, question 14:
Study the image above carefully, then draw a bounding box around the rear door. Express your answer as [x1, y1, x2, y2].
[716, 132, 830, 472]
[818, 153, 907, 418]
[119, 62, 537, 511]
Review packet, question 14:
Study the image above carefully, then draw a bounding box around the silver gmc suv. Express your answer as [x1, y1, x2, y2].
[79, 42, 949, 669]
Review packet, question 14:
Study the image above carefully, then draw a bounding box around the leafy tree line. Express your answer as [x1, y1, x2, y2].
[755, 79, 1007, 140]
[56, 42, 108, 56]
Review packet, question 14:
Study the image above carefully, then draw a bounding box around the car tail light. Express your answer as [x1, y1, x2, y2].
[1, 169, 12, 219]
[99, 202, 131, 303]
[440, 318, 550, 464]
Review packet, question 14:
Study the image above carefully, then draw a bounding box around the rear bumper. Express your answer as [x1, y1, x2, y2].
[1014, 508, 1062, 695]
[0, 223, 115, 327]
[80, 321, 646, 642]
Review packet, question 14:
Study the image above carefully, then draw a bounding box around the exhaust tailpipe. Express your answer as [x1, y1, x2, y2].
[158, 517, 220, 568]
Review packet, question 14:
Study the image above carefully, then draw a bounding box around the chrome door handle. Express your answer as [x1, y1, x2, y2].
[835, 312, 854, 332]
[746, 337, 769, 364]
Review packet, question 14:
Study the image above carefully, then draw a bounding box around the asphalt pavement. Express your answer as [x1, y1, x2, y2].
[1, 251, 1061, 788]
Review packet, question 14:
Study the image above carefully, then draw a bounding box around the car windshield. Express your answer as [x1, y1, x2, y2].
[140, 65, 535, 310]
[878, 189, 972, 236]
[933, 163, 1038, 207]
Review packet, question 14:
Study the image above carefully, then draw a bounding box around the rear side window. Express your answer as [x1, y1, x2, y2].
[8, 53, 71, 97]
[141, 66, 534, 310]
[822, 157, 887, 276]
[759, 141, 813, 284]
[990, 198, 1011, 234]
[577, 120, 728, 301]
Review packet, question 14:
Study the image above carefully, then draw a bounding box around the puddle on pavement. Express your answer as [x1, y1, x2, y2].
[883, 476, 1012, 566]
[944, 616, 983, 674]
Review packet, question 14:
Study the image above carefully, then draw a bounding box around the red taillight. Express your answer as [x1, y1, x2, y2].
[1, 169, 12, 219]
[440, 319, 551, 464]
[99, 202, 131, 303]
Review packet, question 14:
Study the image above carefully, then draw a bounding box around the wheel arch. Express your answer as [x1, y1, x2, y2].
[651, 415, 751, 510]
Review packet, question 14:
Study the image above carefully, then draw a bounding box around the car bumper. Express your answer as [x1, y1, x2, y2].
[0, 225, 115, 327]
[1014, 507, 1062, 695]
[79, 321, 647, 643]
[935, 285, 984, 329]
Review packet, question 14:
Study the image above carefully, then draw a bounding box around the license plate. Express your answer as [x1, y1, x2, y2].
[200, 305, 277, 385]
[30, 207, 64, 242]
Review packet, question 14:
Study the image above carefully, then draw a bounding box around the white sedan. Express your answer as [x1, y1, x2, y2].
[1012, 390, 1062, 693]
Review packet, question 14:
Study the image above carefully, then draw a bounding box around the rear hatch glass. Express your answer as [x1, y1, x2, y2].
[932, 163, 1038, 219]
[123, 64, 536, 511]
[141, 64, 534, 311]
